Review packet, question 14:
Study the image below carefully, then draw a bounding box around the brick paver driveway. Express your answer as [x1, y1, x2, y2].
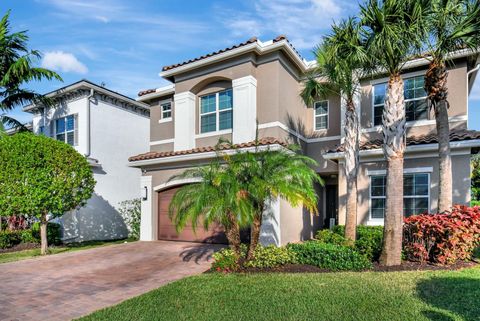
[0, 241, 223, 321]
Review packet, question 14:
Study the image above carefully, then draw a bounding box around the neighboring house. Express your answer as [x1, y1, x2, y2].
[24, 80, 150, 242]
[128, 35, 480, 246]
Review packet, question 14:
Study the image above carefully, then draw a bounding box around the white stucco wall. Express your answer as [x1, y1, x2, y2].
[32, 93, 149, 242]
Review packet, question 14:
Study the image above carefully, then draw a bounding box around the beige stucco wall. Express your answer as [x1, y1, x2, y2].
[337, 151, 472, 226]
[360, 61, 468, 131]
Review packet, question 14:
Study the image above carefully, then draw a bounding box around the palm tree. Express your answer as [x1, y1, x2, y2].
[421, 0, 480, 213]
[168, 158, 253, 257]
[300, 18, 367, 241]
[0, 10, 61, 131]
[229, 145, 322, 260]
[360, 0, 425, 266]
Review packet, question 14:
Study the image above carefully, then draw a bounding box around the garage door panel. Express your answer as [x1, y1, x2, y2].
[158, 186, 227, 244]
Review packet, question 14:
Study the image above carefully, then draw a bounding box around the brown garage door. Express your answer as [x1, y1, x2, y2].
[158, 186, 227, 243]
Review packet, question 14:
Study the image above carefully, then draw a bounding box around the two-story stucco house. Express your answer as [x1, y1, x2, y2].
[128, 36, 480, 246]
[24, 80, 150, 242]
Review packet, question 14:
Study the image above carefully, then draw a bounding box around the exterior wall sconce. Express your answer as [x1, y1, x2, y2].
[142, 186, 148, 201]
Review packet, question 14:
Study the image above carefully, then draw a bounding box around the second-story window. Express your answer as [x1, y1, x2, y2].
[200, 88, 233, 133]
[314, 101, 328, 130]
[373, 75, 428, 126]
[55, 114, 77, 146]
[160, 102, 172, 120]
[404, 76, 428, 121]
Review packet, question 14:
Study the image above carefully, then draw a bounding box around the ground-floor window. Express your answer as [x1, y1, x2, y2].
[369, 173, 429, 219]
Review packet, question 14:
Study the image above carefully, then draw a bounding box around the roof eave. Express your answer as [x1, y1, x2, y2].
[23, 80, 150, 113]
[323, 139, 480, 160]
[159, 40, 312, 80]
[128, 143, 286, 168]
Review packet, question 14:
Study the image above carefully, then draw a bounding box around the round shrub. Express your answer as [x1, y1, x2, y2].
[287, 241, 372, 271]
[315, 229, 353, 247]
[244, 245, 297, 268]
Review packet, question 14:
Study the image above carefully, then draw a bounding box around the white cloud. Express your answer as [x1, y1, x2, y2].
[221, 0, 353, 50]
[41, 51, 88, 74]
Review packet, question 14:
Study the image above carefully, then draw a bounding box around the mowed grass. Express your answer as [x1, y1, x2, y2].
[0, 238, 135, 264]
[80, 266, 480, 321]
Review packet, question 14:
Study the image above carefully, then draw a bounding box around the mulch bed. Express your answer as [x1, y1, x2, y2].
[0, 243, 39, 254]
[210, 261, 479, 274]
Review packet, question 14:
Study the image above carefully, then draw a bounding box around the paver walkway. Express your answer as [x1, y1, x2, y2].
[0, 241, 222, 321]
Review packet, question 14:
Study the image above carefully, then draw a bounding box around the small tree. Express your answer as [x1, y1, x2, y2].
[0, 133, 95, 254]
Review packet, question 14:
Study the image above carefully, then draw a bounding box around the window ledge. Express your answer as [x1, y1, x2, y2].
[366, 219, 384, 226]
[195, 129, 232, 139]
[158, 118, 172, 124]
[313, 128, 328, 132]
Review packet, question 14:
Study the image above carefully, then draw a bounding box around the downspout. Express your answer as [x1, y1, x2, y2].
[85, 88, 94, 157]
[467, 64, 480, 129]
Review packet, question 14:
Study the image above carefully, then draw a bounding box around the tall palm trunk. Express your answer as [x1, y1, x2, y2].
[344, 100, 359, 241]
[425, 61, 452, 213]
[380, 75, 406, 266]
[225, 211, 241, 257]
[247, 210, 263, 260]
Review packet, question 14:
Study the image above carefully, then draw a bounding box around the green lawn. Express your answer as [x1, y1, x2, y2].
[80, 266, 480, 321]
[0, 238, 136, 264]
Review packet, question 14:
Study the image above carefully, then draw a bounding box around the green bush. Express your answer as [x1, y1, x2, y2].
[287, 241, 372, 271]
[244, 245, 297, 268]
[0, 230, 22, 249]
[119, 199, 141, 240]
[32, 222, 62, 245]
[211, 248, 242, 272]
[471, 200, 480, 207]
[19, 229, 38, 244]
[315, 229, 353, 247]
[331, 225, 383, 261]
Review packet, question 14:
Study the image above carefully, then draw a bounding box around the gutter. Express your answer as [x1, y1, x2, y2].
[85, 88, 94, 157]
[323, 139, 480, 160]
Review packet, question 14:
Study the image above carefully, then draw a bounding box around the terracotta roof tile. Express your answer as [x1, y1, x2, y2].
[327, 129, 480, 153]
[128, 137, 287, 162]
[138, 89, 156, 97]
[162, 37, 259, 72]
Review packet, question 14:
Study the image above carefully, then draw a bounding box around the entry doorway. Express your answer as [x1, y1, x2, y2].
[325, 185, 338, 229]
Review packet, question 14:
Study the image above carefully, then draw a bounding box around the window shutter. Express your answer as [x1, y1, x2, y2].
[74, 114, 79, 146]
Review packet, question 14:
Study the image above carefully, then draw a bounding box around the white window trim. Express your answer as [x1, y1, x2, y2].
[314, 100, 329, 131]
[371, 73, 428, 127]
[159, 101, 172, 123]
[199, 89, 233, 134]
[367, 171, 431, 224]
[54, 114, 78, 146]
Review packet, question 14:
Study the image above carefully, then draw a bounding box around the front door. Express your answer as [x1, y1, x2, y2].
[325, 185, 338, 228]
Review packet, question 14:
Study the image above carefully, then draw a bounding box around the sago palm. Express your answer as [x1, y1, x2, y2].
[301, 17, 367, 241]
[228, 145, 322, 260]
[0, 11, 61, 131]
[360, 0, 425, 266]
[421, 0, 480, 212]
[168, 158, 253, 257]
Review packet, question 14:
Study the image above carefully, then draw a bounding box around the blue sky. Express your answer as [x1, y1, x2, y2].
[2, 0, 480, 128]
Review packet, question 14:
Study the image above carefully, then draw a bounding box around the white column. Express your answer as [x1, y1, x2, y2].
[173, 91, 196, 151]
[140, 175, 158, 241]
[259, 197, 281, 246]
[232, 76, 257, 144]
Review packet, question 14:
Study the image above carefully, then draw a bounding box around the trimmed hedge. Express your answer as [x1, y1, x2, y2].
[327, 225, 383, 261]
[287, 241, 372, 271]
[0, 222, 62, 249]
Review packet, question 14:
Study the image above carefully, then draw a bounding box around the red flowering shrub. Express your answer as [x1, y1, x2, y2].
[403, 205, 480, 264]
